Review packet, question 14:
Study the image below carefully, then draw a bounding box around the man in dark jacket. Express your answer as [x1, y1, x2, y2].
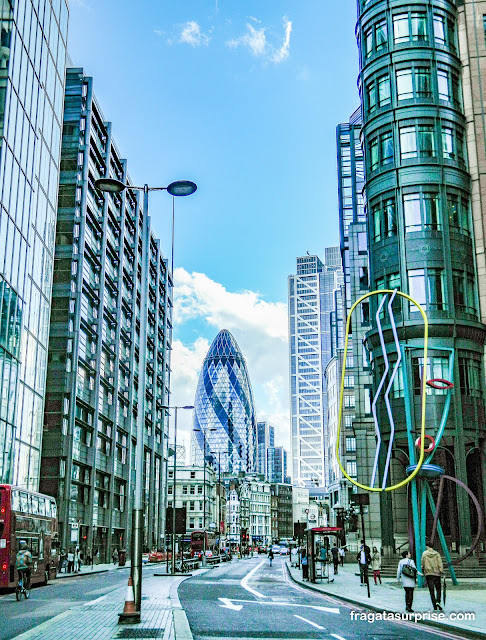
[331, 544, 340, 574]
[357, 540, 371, 586]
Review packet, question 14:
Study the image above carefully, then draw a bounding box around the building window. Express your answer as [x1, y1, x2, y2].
[346, 461, 358, 478]
[367, 74, 391, 113]
[403, 192, 440, 232]
[369, 130, 394, 171]
[393, 12, 428, 44]
[396, 66, 432, 101]
[412, 357, 450, 396]
[371, 196, 397, 242]
[364, 17, 388, 60]
[433, 12, 456, 52]
[441, 124, 465, 166]
[452, 270, 477, 316]
[437, 68, 461, 106]
[190, 471, 196, 478]
[399, 123, 436, 161]
[344, 414, 355, 428]
[446, 191, 470, 235]
[346, 437, 357, 452]
[459, 356, 483, 398]
[408, 268, 446, 311]
[344, 395, 356, 408]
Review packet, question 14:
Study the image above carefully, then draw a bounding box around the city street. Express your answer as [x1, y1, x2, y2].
[179, 556, 474, 640]
[0, 566, 134, 640]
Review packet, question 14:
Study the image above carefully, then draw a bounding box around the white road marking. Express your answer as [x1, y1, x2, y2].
[331, 634, 347, 640]
[241, 560, 266, 598]
[83, 594, 108, 606]
[294, 614, 325, 630]
[217, 597, 339, 614]
[218, 597, 243, 611]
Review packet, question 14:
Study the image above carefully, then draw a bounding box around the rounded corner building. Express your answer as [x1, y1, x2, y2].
[192, 330, 257, 474]
[356, 0, 486, 555]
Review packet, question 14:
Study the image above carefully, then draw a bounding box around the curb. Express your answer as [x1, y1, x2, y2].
[173, 608, 193, 640]
[56, 565, 131, 579]
[285, 563, 484, 640]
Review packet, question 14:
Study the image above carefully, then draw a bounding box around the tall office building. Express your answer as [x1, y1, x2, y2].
[332, 109, 379, 539]
[39, 69, 172, 556]
[266, 446, 288, 484]
[0, 1, 68, 488]
[288, 251, 343, 488]
[256, 421, 274, 478]
[193, 329, 256, 474]
[357, 0, 486, 553]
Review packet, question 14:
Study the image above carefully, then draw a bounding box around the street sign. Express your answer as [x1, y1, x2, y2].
[165, 507, 187, 534]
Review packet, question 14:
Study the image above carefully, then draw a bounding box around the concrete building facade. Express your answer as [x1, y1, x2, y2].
[40, 69, 172, 557]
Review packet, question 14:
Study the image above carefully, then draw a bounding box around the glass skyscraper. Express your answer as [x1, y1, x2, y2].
[193, 329, 256, 474]
[288, 252, 343, 488]
[256, 421, 274, 477]
[0, 0, 68, 487]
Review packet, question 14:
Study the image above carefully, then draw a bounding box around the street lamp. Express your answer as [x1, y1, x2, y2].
[161, 405, 194, 576]
[95, 177, 196, 620]
[210, 449, 228, 555]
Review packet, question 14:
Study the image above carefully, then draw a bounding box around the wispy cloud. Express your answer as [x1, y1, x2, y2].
[271, 18, 292, 63]
[226, 16, 293, 64]
[178, 21, 211, 47]
[171, 268, 290, 454]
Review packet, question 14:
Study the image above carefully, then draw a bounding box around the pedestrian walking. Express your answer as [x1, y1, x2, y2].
[397, 550, 417, 613]
[86, 548, 92, 566]
[356, 540, 371, 586]
[339, 546, 345, 567]
[268, 548, 274, 567]
[112, 547, 119, 565]
[59, 549, 67, 573]
[67, 549, 74, 573]
[372, 547, 382, 585]
[421, 540, 444, 610]
[74, 546, 81, 572]
[331, 543, 339, 574]
[301, 548, 309, 581]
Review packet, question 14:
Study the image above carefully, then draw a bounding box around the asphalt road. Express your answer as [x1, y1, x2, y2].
[0, 565, 137, 640]
[179, 556, 472, 640]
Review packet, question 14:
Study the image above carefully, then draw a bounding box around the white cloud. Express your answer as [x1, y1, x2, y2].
[178, 21, 211, 47]
[170, 268, 290, 457]
[226, 23, 267, 57]
[226, 16, 292, 64]
[270, 18, 292, 64]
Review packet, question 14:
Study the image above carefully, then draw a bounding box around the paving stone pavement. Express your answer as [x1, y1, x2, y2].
[10, 573, 191, 640]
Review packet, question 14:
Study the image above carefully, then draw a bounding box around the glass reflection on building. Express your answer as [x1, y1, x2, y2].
[0, 0, 68, 487]
[192, 330, 256, 474]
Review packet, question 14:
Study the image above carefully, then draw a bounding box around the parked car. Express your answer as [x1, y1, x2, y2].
[279, 546, 289, 555]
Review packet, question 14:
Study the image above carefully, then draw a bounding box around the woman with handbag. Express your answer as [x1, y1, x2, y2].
[397, 550, 417, 613]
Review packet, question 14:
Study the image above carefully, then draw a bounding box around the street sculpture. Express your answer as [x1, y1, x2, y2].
[336, 289, 483, 585]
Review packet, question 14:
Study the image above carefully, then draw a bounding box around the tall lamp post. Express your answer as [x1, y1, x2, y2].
[95, 177, 196, 621]
[210, 449, 227, 555]
[161, 405, 194, 576]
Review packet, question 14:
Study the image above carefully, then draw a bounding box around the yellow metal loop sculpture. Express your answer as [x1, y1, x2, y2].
[336, 289, 428, 492]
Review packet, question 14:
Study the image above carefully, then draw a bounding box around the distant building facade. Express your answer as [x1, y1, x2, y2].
[267, 446, 288, 484]
[271, 483, 293, 540]
[40, 69, 172, 557]
[256, 421, 274, 478]
[193, 330, 257, 474]
[288, 252, 343, 487]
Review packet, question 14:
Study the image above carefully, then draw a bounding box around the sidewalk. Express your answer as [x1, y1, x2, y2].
[56, 561, 131, 579]
[287, 560, 486, 637]
[11, 568, 203, 640]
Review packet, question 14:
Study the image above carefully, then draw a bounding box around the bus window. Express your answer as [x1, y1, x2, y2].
[51, 502, 57, 518]
[38, 498, 46, 516]
[20, 492, 29, 513]
[45, 500, 51, 517]
[39, 534, 44, 559]
[31, 496, 39, 515]
[12, 490, 20, 512]
[30, 538, 39, 558]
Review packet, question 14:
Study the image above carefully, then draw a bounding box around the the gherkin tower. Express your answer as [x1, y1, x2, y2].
[192, 330, 257, 474]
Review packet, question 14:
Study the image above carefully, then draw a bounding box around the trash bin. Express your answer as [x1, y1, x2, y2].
[118, 549, 127, 567]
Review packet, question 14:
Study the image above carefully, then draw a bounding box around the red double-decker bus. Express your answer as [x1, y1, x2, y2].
[0, 485, 59, 588]
[190, 530, 217, 557]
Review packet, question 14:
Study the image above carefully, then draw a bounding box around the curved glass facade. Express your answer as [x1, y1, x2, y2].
[193, 330, 256, 474]
[357, 0, 486, 551]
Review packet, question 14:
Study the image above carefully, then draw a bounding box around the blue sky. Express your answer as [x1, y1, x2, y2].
[68, 0, 360, 453]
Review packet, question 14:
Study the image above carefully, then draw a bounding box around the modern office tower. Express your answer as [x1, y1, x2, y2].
[39, 69, 172, 557]
[270, 483, 293, 540]
[0, 1, 68, 487]
[256, 421, 274, 477]
[266, 446, 288, 484]
[357, 0, 486, 553]
[288, 251, 343, 488]
[335, 109, 379, 541]
[193, 329, 257, 474]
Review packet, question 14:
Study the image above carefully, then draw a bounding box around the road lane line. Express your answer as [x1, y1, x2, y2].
[217, 597, 339, 613]
[219, 598, 243, 611]
[241, 560, 266, 598]
[331, 634, 347, 640]
[294, 614, 325, 630]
